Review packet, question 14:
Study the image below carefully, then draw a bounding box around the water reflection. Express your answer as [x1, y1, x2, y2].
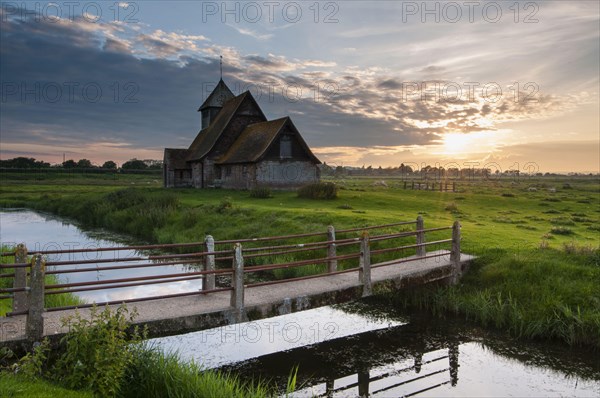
[218, 309, 600, 397]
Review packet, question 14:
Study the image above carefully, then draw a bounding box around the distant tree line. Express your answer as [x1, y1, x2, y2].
[319, 163, 597, 179]
[0, 157, 163, 171]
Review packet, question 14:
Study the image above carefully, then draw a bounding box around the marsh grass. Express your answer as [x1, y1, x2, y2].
[388, 247, 600, 347]
[550, 226, 575, 235]
[120, 347, 273, 398]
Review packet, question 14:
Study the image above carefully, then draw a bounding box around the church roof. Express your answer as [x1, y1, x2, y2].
[217, 118, 288, 164]
[198, 79, 234, 111]
[217, 117, 321, 165]
[164, 148, 189, 169]
[187, 91, 265, 162]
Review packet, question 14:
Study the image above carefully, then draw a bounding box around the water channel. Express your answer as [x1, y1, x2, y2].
[1, 209, 598, 397]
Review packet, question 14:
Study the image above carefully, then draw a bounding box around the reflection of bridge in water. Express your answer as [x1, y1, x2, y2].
[220, 318, 462, 397]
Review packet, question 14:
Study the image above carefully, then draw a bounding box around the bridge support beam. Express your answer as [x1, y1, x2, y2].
[204, 235, 215, 291]
[26, 254, 45, 343]
[416, 216, 426, 257]
[450, 221, 462, 284]
[327, 225, 337, 273]
[230, 243, 245, 322]
[359, 232, 372, 297]
[13, 243, 28, 313]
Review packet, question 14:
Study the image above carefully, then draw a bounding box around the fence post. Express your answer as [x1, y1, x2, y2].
[204, 235, 215, 291]
[327, 225, 337, 273]
[13, 243, 28, 313]
[230, 243, 245, 322]
[450, 221, 461, 283]
[359, 232, 372, 297]
[416, 216, 426, 257]
[26, 254, 45, 342]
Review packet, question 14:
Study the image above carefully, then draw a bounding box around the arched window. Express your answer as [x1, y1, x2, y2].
[280, 135, 292, 159]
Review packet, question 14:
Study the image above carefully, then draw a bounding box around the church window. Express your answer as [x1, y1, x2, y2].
[280, 135, 292, 159]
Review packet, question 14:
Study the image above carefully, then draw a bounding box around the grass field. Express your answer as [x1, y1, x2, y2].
[0, 173, 599, 347]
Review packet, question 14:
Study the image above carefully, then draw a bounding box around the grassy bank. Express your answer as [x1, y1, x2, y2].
[0, 174, 599, 347]
[0, 306, 284, 397]
[386, 247, 600, 347]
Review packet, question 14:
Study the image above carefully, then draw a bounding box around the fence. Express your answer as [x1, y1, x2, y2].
[403, 180, 457, 192]
[0, 217, 461, 341]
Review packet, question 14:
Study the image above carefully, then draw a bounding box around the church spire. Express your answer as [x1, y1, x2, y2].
[220, 55, 223, 80]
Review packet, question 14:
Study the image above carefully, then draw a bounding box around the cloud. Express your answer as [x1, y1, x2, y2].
[0, 5, 596, 172]
[228, 25, 273, 40]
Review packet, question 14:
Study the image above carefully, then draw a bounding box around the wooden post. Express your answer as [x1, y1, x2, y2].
[357, 368, 370, 397]
[204, 235, 215, 291]
[403, 181, 407, 189]
[26, 254, 45, 342]
[412, 181, 415, 190]
[450, 221, 461, 283]
[449, 341, 459, 386]
[359, 232, 371, 297]
[416, 216, 426, 257]
[13, 243, 28, 313]
[440, 181, 443, 192]
[327, 225, 337, 273]
[230, 243, 245, 322]
[453, 182, 456, 192]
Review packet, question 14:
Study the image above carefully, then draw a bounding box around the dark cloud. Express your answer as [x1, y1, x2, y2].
[136, 35, 180, 57]
[0, 13, 576, 163]
[377, 79, 402, 90]
[420, 65, 445, 73]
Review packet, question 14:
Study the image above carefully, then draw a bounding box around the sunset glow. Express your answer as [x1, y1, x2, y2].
[0, 1, 598, 172]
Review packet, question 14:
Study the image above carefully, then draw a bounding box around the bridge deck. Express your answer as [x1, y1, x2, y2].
[0, 250, 474, 345]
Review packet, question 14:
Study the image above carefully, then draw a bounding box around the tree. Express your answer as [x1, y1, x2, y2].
[62, 159, 77, 169]
[121, 158, 147, 170]
[77, 159, 93, 168]
[0, 157, 50, 168]
[102, 161, 117, 170]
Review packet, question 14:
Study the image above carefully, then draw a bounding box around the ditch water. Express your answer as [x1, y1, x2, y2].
[0, 209, 203, 303]
[1, 209, 599, 397]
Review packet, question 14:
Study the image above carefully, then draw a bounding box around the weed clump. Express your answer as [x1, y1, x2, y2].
[543, 197, 561, 202]
[501, 193, 515, 197]
[218, 197, 234, 212]
[249, 187, 272, 199]
[550, 226, 574, 235]
[297, 182, 338, 200]
[444, 202, 459, 213]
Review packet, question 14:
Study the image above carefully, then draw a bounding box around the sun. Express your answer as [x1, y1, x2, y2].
[442, 133, 471, 155]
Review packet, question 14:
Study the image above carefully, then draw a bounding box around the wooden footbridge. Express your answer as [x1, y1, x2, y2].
[0, 217, 473, 348]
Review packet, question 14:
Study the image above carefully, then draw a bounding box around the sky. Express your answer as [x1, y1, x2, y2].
[0, 0, 598, 172]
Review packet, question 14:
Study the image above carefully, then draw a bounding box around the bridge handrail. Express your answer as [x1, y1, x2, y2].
[2, 217, 463, 345]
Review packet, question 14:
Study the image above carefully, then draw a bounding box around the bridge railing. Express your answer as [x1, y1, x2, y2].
[0, 217, 461, 341]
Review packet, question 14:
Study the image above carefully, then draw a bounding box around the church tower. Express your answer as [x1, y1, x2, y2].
[198, 78, 234, 129]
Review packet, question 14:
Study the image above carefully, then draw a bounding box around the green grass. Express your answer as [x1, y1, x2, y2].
[387, 246, 600, 347]
[0, 305, 282, 398]
[0, 373, 93, 398]
[120, 346, 272, 398]
[1, 173, 599, 347]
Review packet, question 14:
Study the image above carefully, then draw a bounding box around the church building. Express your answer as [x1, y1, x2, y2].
[163, 79, 321, 189]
